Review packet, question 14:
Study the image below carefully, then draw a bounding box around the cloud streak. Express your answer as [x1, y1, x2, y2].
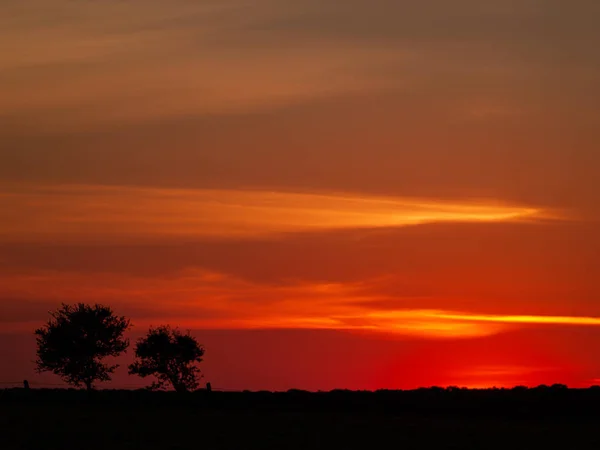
[0, 0, 407, 132]
[3, 267, 597, 339]
[3, 0, 597, 134]
[0, 184, 556, 242]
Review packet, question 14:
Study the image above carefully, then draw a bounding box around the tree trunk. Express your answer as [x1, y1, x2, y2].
[173, 381, 188, 394]
[85, 380, 93, 391]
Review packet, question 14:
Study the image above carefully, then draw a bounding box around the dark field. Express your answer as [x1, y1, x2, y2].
[2, 388, 600, 449]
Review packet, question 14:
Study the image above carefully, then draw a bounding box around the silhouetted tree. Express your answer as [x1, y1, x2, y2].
[35, 303, 131, 390]
[129, 326, 204, 393]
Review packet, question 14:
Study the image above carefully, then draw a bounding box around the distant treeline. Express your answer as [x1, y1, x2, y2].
[3, 386, 600, 418]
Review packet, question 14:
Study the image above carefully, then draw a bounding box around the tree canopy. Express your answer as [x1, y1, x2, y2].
[35, 303, 131, 390]
[129, 326, 205, 393]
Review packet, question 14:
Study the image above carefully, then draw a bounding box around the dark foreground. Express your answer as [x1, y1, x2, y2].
[2, 387, 600, 449]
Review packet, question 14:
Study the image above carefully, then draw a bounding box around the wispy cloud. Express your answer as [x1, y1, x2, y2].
[2, 267, 597, 338]
[0, 0, 407, 132]
[3, 0, 597, 133]
[0, 184, 556, 242]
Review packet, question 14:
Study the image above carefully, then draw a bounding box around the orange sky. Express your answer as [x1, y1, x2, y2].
[1, 0, 600, 390]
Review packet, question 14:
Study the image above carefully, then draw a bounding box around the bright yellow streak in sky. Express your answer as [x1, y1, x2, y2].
[433, 311, 600, 326]
[343, 310, 600, 338]
[0, 183, 554, 241]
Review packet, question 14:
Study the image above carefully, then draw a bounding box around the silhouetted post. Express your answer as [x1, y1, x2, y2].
[206, 382, 212, 393]
[23, 380, 30, 390]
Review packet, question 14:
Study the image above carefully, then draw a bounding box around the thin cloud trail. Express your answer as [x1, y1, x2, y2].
[0, 183, 560, 241]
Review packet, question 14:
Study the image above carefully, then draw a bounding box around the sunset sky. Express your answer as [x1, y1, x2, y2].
[1, 0, 600, 391]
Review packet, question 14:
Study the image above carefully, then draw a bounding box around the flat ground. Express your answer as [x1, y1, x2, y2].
[2, 402, 599, 450]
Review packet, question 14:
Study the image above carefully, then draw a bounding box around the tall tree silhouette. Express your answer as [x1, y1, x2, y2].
[129, 326, 205, 393]
[35, 303, 130, 390]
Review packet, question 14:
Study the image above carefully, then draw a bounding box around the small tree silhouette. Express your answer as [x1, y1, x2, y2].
[35, 303, 130, 390]
[129, 326, 205, 393]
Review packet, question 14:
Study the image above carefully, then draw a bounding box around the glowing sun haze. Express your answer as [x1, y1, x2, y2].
[1, 0, 600, 391]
